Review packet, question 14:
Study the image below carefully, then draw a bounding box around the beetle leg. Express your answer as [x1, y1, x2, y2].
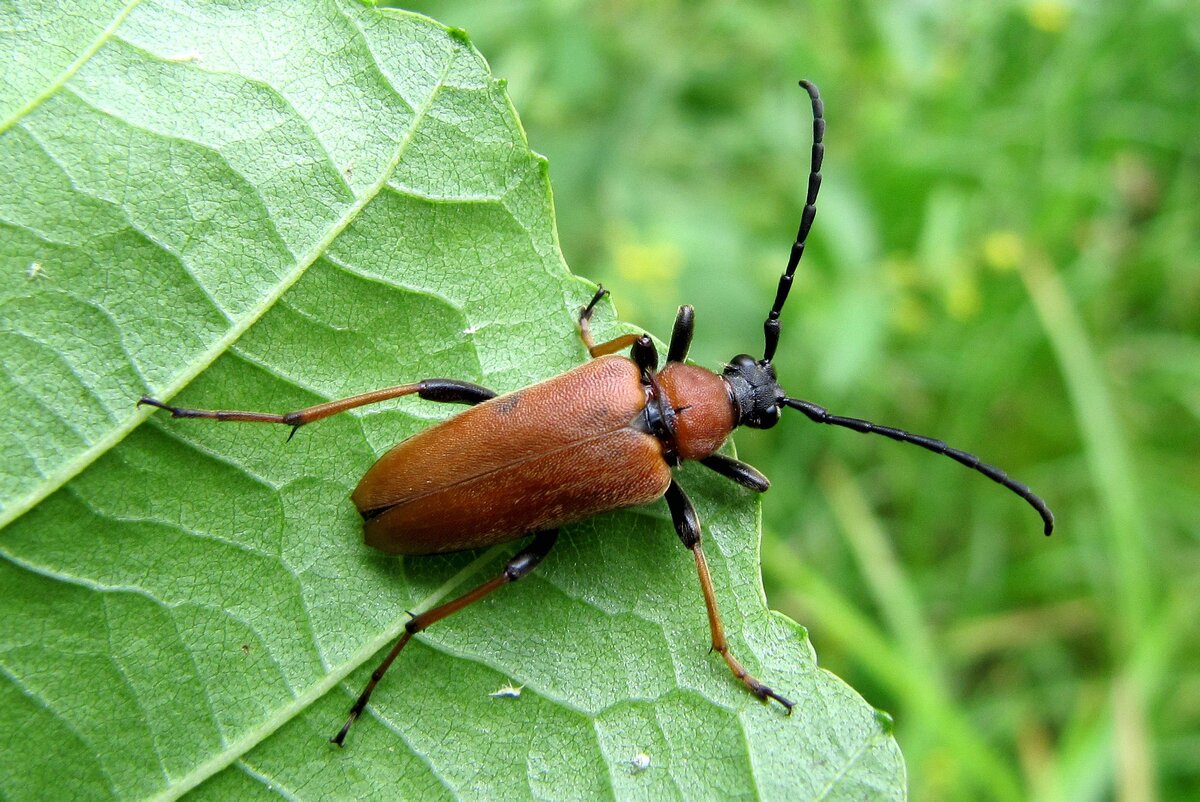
[699, 454, 770, 492]
[579, 286, 641, 358]
[139, 379, 496, 438]
[578, 288, 659, 374]
[663, 480, 794, 713]
[631, 335, 659, 376]
[666, 305, 695, 363]
[331, 529, 559, 746]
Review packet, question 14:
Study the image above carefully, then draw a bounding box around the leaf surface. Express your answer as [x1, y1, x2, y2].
[0, 2, 904, 799]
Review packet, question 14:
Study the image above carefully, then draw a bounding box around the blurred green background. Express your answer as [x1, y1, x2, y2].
[399, 2, 1198, 799]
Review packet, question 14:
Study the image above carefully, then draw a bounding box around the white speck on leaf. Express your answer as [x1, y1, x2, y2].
[489, 683, 523, 699]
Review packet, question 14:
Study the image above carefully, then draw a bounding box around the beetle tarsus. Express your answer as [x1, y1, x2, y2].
[751, 680, 795, 713]
[138, 396, 175, 414]
[581, 285, 609, 319]
[579, 287, 642, 358]
[718, 639, 795, 714]
[330, 713, 357, 747]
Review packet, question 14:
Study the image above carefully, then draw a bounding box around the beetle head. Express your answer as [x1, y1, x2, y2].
[723, 354, 783, 429]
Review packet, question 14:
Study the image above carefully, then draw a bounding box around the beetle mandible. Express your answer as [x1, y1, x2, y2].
[139, 81, 1054, 746]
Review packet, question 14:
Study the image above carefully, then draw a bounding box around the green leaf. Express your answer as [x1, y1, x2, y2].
[0, 2, 904, 799]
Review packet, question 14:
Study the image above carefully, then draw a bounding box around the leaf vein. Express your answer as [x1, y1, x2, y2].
[53, 83, 287, 313]
[147, 541, 505, 801]
[0, 17, 457, 531]
[17, 118, 231, 328]
[812, 727, 889, 801]
[0, 0, 143, 135]
[234, 759, 304, 801]
[106, 31, 359, 199]
[101, 594, 172, 785]
[358, 702, 460, 797]
[0, 655, 122, 799]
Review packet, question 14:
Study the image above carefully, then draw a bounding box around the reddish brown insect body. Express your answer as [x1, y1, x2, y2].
[354, 356, 674, 554]
[138, 81, 1054, 747]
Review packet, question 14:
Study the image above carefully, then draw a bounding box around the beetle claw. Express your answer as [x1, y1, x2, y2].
[759, 686, 794, 713]
[581, 285, 609, 318]
[330, 714, 355, 747]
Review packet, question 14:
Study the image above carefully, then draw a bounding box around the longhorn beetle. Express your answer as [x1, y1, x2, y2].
[139, 81, 1054, 746]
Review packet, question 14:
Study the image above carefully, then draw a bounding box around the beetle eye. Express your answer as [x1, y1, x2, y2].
[726, 354, 757, 372]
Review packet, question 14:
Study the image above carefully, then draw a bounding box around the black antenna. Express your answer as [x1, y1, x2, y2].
[781, 397, 1054, 534]
[763, 80, 825, 364]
